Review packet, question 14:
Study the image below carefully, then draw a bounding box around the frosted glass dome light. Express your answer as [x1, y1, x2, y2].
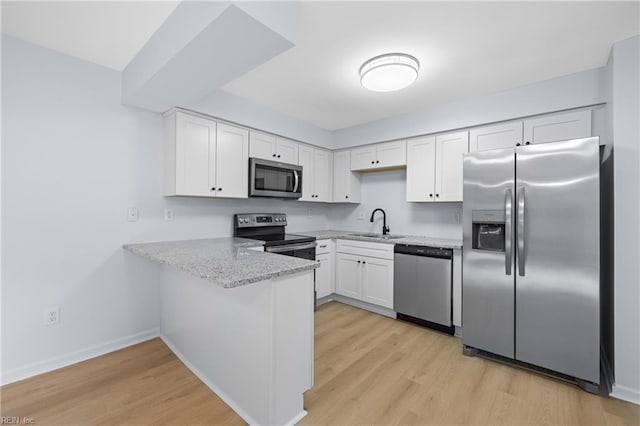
[359, 53, 419, 92]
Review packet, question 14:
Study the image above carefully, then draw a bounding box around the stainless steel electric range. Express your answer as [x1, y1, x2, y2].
[233, 213, 316, 260]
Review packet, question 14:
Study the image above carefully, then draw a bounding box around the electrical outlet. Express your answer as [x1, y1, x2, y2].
[164, 208, 174, 221]
[127, 207, 139, 222]
[454, 212, 461, 224]
[307, 208, 313, 219]
[44, 306, 60, 325]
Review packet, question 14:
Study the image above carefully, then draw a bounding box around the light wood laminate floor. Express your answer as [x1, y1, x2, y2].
[2, 301, 638, 425]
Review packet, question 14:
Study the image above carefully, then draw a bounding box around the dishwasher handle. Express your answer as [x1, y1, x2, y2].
[394, 244, 453, 259]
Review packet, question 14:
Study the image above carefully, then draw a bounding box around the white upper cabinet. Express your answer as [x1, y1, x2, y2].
[405, 131, 468, 202]
[435, 131, 469, 202]
[275, 137, 299, 165]
[165, 111, 248, 198]
[249, 131, 275, 160]
[350, 140, 407, 171]
[523, 110, 591, 145]
[376, 140, 407, 168]
[470, 121, 523, 152]
[406, 136, 436, 202]
[332, 150, 361, 203]
[249, 131, 299, 164]
[298, 145, 332, 202]
[215, 123, 249, 198]
[350, 145, 377, 170]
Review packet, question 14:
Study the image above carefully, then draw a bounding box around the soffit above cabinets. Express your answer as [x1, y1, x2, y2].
[221, 2, 639, 130]
[2, 2, 638, 131]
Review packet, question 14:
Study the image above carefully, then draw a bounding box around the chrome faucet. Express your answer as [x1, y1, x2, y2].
[370, 208, 390, 235]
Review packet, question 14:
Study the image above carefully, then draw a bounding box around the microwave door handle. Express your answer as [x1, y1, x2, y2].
[293, 170, 299, 193]
[517, 186, 525, 276]
[505, 188, 513, 275]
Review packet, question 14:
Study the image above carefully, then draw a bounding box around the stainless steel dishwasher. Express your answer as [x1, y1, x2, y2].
[394, 244, 454, 334]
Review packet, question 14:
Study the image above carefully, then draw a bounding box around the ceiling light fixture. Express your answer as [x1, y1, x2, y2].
[359, 53, 419, 92]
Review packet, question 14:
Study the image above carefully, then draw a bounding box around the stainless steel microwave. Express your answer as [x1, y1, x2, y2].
[249, 158, 302, 199]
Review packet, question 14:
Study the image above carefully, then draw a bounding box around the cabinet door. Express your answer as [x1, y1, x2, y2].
[376, 140, 407, 168]
[333, 150, 361, 203]
[175, 112, 217, 196]
[249, 131, 276, 160]
[298, 145, 315, 201]
[332, 150, 349, 202]
[316, 252, 333, 299]
[470, 121, 523, 152]
[435, 131, 469, 202]
[313, 149, 332, 202]
[335, 253, 361, 299]
[362, 257, 394, 309]
[276, 137, 299, 165]
[523, 110, 591, 145]
[350, 145, 376, 171]
[406, 136, 436, 202]
[216, 123, 248, 198]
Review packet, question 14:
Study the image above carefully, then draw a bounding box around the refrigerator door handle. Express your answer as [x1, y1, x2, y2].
[517, 186, 526, 276]
[505, 188, 513, 275]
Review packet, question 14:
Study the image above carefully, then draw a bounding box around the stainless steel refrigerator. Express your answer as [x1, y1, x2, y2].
[462, 137, 601, 390]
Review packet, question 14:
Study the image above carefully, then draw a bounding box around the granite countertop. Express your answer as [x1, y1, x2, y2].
[123, 237, 318, 288]
[297, 230, 463, 249]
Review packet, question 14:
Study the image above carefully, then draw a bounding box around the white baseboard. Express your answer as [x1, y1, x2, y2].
[160, 334, 260, 426]
[1, 328, 160, 386]
[612, 383, 640, 405]
[331, 294, 397, 318]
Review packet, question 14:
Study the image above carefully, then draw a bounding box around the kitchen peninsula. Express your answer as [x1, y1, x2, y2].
[124, 238, 318, 425]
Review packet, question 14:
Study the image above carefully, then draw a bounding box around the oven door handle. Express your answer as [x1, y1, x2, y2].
[293, 170, 299, 193]
[265, 241, 317, 253]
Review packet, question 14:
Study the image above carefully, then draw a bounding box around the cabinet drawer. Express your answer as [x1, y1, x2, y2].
[316, 239, 332, 255]
[336, 239, 394, 260]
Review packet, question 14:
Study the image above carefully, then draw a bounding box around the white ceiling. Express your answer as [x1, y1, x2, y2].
[2, 2, 638, 130]
[223, 1, 639, 130]
[1, 1, 179, 71]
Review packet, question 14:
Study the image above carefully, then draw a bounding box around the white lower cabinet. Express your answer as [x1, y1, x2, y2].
[315, 239, 334, 299]
[335, 239, 394, 309]
[335, 253, 361, 299]
[360, 256, 394, 309]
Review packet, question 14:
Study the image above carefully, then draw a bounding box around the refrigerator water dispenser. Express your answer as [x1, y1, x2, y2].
[471, 210, 505, 252]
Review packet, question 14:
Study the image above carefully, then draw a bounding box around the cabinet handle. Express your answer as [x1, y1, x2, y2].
[525, 141, 531, 145]
[218, 188, 222, 191]
[272, 154, 276, 157]
[277, 154, 281, 158]
[371, 161, 375, 164]
[345, 195, 349, 199]
[319, 245, 327, 248]
[362, 261, 366, 264]
[516, 143, 521, 147]
[429, 193, 433, 197]
[376, 160, 379, 164]
[435, 194, 440, 197]
[211, 187, 216, 191]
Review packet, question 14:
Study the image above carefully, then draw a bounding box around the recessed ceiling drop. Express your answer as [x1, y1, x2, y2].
[359, 53, 419, 92]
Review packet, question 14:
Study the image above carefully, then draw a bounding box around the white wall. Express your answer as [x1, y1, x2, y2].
[609, 35, 640, 404]
[333, 67, 605, 148]
[328, 170, 462, 239]
[0, 36, 329, 383]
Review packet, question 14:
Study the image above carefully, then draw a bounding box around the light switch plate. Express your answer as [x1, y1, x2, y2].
[164, 208, 174, 221]
[127, 207, 139, 222]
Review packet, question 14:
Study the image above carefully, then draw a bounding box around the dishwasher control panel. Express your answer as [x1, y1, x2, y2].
[394, 244, 452, 259]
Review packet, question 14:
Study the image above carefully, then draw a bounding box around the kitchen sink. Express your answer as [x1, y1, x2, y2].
[349, 233, 406, 240]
